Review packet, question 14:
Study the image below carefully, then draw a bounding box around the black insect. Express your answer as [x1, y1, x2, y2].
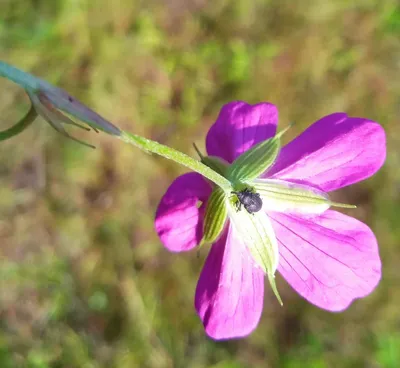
[232, 188, 263, 214]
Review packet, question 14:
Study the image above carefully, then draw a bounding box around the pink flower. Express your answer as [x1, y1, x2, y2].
[155, 101, 386, 340]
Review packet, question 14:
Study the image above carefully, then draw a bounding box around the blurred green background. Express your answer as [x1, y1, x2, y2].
[0, 0, 399, 367]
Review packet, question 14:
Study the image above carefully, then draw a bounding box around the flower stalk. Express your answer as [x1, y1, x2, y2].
[120, 132, 232, 191]
[0, 103, 37, 141]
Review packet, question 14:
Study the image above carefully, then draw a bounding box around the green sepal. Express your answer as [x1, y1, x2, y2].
[227, 126, 290, 182]
[227, 202, 282, 304]
[253, 178, 356, 214]
[268, 273, 283, 306]
[201, 187, 228, 245]
[201, 156, 229, 177]
[253, 178, 330, 214]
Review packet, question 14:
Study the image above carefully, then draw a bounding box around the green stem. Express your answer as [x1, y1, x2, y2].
[0, 103, 37, 141]
[120, 132, 232, 191]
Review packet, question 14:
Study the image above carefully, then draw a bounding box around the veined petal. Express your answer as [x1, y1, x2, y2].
[270, 210, 381, 311]
[202, 187, 228, 244]
[228, 201, 282, 304]
[195, 226, 264, 340]
[266, 113, 386, 192]
[206, 101, 278, 163]
[155, 173, 212, 252]
[253, 178, 331, 214]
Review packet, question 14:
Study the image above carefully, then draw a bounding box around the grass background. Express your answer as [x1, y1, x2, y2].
[0, 0, 399, 367]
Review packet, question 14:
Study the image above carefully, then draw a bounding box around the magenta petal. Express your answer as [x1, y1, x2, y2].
[155, 173, 212, 252]
[206, 101, 278, 163]
[195, 226, 265, 340]
[269, 210, 381, 311]
[267, 113, 386, 192]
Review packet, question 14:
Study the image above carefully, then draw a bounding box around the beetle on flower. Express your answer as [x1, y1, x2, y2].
[155, 101, 386, 340]
[232, 188, 263, 213]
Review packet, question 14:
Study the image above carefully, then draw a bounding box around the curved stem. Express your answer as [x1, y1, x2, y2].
[0, 103, 37, 141]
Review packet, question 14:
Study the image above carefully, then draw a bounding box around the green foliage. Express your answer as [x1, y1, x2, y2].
[376, 333, 400, 368]
[0, 0, 399, 366]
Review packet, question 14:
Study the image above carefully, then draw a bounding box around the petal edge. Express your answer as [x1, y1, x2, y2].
[267, 113, 386, 192]
[206, 101, 278, 163]
[270, 210, 381, 311]
[155, 173, 212, 252]
[195, 226, 265, 339]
